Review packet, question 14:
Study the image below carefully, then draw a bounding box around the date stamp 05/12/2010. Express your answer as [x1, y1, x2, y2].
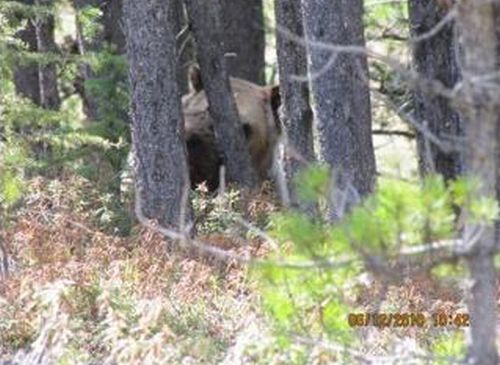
[348, 312, 470, 328]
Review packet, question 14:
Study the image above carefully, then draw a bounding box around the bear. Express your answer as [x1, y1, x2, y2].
[182, 67, 281, 191]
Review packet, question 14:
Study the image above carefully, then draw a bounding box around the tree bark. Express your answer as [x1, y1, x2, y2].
[220, 0, 265, 84]
[409, 0, 463, 180]
[184, 0, 258, 189]
[123, 0, 191, 228]
[274, 0, 315, 212]
[456, 1, 499, 364]
[301, 0, 376, 220]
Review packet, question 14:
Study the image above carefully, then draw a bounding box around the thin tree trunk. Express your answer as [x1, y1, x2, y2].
[14, 0, 60, 110]
[274, 0, 315, 213]
[220, 0, 265, 84]
[301, 0, 376, 220]
[123, 0, 191, 228]
[13, 1, 40, 104]
[73, 0, 105, 120]
[12, 0, 60, 162]
[456, 1, 499, 364]
[73, 0, 126, 121]
[184, 0, 258, 189]
[35, 0, 60, 110]
[409, 0, 463, 180]
[173, 0, 192, 95]
[102, 0, 126, 53]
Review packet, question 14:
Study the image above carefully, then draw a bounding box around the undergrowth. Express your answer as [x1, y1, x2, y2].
[0, 174, 270, 364]
[0, 173, 483, 364]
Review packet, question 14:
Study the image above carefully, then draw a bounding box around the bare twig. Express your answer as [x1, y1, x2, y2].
[0, 233, 9, 278]
[372, 129, 415, 139]
[372, 90, 460, 154]
[274, 23, 460, 105]
[409, 7, 457, 45]
[134, 190, 356, 270]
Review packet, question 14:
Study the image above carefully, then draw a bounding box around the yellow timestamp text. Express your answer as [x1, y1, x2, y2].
[348, 312, 470, 328]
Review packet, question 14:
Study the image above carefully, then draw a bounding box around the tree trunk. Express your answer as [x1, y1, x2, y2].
[184, 0, 258, 189]
[301, 0, 376, 220]
[14, 0, 60, 110]
[102, 0, 126, 53]
[274, 0, 315, 212]
[173, 0, 192, 95]
[123, 0, 191, 228]
[73, 0, 105, 120]
[220, 0, 265, 84]
[35, 0, 60, 110]
[409, 0, 463, 180]
[12, 0, 60, 162]
[13, 7, 40, 104]
[456, 1, 499, 364]
[73, 0, 127, 121]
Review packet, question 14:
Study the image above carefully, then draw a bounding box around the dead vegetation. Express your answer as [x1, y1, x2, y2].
[0, 174, 497, 364]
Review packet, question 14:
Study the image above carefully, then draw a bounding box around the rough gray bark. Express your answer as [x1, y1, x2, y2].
[274, 0, 315, 212]
[301, 0, 376, 220]
[456, 1, 499, 364]
[123, 0, 191, 228]
[409, 0, 463, 180]
[14, 0, 60, 110]
[220, 0, 265, 84]
[184, 0, 258, 189]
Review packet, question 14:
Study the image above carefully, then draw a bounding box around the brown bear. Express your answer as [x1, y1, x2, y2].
[182, 68, 281, 191]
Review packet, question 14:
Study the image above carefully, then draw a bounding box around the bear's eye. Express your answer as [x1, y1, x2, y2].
[242, 123, 252, 140]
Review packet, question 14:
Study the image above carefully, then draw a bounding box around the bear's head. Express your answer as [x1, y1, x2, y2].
[182, 67, 281, 190]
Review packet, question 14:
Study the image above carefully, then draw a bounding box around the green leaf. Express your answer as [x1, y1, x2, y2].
[294, 164, 330, 204]
[470, 196, 499, 223]
[1, 170, 23, 206]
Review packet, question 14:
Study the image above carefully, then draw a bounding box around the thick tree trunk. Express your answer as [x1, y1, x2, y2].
[301, 0, 376, 220]
[274, 0, 315, 212]
[456, 1, 499, 364]
[409, 0, 463, 180]
[123, 0, 191, 228]
[184, 0, 258, 189]
[220, 0, 265, 84]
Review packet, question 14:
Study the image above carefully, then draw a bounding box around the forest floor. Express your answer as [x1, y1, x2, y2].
[1, 172, 495, 364]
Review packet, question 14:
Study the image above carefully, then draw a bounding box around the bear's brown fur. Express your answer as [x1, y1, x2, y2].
[182, 70, 281, 191]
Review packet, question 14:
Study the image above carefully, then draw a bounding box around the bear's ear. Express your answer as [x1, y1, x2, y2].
[189, 65, 203, 92]
[269, 85, 281, 115]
